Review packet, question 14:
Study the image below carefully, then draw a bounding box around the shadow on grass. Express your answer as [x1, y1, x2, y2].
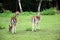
[25, 28, 32, 31]
[8, 28, 48, 35]
[25, 28, 45, 32]
[57, 38, 60, 40]
[56, 36, 60, 40]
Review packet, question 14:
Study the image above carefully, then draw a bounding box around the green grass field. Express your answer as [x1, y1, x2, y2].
[0, 13, 60, 40]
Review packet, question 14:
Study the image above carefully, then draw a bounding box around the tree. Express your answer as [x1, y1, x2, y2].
[18, 0, 23, 12]
[56, 0, 58, 9]
[38, 0, 42, 12]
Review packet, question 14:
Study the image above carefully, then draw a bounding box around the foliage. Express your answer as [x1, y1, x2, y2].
[41, 8, 56, 15]
[0, 3, 2, 7]
[0, 10, 13, 17]
[4, 10, 12, 13]
[21, 11, 36, 15]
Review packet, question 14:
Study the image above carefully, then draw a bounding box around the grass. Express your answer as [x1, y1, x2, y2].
[0, 13, 60, 40]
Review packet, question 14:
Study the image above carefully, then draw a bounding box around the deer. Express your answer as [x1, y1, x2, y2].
[32, 12, 41, 31]
[9, 11, 19, 34]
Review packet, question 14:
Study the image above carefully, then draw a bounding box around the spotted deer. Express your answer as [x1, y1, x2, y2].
[9, 11, 19, 33]
[32, 12, 41, 31]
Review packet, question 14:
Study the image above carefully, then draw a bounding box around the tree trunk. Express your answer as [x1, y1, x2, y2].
[18, 0, 23, 12]
[56, 1, 58, 9]
[38, 0, 42, 12]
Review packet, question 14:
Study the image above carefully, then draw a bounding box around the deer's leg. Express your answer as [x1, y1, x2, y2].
[9, 26, 11, 32]
[11, 25, 15, 34]
[14, 26, 16, 33]
[37, 22, 39, 29]
[32, 22, 35, 31]
[32, 18, 35, 31]
[36, 20, 40, 30]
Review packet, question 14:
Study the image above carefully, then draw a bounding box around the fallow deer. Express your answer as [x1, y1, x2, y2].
[32, 12, 41, 31]
[9, 11, 19, 33]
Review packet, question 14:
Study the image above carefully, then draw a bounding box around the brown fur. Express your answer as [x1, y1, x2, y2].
[11, 16, 17, 26]
[32, 16, 40, 22]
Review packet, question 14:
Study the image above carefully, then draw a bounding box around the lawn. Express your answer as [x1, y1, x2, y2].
[0, 13, 60, 40]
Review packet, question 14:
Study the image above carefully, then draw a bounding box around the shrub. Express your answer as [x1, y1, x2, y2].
[21, 11, 36, 15]
[0, 10, 13, 17]
[41, 8, 55, 15]
[4, 10, 12, 13]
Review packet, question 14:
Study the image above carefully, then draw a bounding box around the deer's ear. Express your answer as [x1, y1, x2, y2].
[15, 11, 19, 15]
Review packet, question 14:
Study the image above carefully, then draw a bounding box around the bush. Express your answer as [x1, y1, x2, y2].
[0, 10, 13, 17]
[20, 11, 36, 15]
[4, 10, 12, 13]
[41, 8, 55, 15]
